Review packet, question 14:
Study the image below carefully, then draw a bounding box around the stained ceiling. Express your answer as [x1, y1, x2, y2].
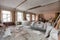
[0, 0, 59, 14]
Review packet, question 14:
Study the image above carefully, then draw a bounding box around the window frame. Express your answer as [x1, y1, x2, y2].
[1, 10, 12, 22]
[16, 12, 23, 22]
[26, 13, 30, 21]
[32, 14, 35, 21]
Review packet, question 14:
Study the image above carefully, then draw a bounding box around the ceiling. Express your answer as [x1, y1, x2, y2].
[0, 0, 59, 14]
[17, 0, 58, 11]
[28, 1, 60, 13]
[0, 0, 25, 8]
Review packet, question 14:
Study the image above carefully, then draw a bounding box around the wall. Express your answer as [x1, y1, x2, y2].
[23, 12, 26, 20]
[30, 13, 32, 21]
[11, 10, 16, 23]
[42, 11, 57, 20]
[0, 9, 1, 21]
[0, 9, 59, 23]
[23, 12, 36, 22]
[30, 13, 36, 22]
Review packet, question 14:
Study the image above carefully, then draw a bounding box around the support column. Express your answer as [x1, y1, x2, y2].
[11, 10, 16, 23]
[0, 9, 1, 22]
[34, 14, 36, 21]
[30, 13, 32, 22]
[23, 12, 26, 20]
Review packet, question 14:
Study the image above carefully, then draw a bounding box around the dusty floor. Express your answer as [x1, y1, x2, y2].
[0, 26, 47, 40]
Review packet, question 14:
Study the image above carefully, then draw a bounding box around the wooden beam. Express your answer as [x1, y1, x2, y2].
[27, 1, 59, 10]
[16, 0, 27, 8]
[28, 5, 42, 10]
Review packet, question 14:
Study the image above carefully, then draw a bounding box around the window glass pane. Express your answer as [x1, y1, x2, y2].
[17, 12, 23, 22]
[2, 15, 7, 18]
[1, 10, 12, 22]
[3, 19, 6, 22]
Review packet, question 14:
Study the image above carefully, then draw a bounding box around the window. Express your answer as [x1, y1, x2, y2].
[17, 12, 23, 22]
[26, 14, 30, 21]
[32, 15, 35, 21]
[1, 10, 12, 22]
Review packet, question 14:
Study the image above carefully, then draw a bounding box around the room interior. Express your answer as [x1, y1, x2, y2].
[0, 0, 60, 40]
